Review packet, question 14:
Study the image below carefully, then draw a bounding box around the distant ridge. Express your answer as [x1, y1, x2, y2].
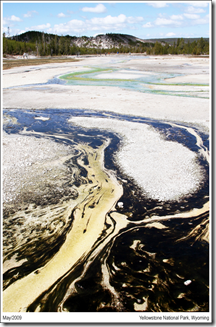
[11, 31, 208, 48]
[146, 37, 209, 46]
[12, 31, 156, 49]
[4, 31, 209, 56]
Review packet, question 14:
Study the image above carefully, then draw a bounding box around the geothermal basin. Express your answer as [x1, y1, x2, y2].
[2, 55, 210, 314]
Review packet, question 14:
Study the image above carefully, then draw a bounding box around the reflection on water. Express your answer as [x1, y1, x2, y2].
[3, 109, 209, 312]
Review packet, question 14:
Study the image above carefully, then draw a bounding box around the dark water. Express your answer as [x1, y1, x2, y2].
[6, 108, 209, 215]
[3, 109, 209, 312]
[58, 213, 209, 312]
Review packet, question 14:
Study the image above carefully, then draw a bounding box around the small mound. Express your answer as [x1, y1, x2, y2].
[69, 117, 204, 202]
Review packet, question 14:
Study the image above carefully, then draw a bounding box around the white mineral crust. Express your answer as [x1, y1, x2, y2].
[3, 132, 71, 204]
[69, 117, 204, 202]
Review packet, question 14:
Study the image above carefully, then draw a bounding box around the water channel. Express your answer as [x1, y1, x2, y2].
[3, 108, 209, 312]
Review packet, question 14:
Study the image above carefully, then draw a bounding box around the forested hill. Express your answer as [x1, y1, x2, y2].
[3, 31, 209, 56]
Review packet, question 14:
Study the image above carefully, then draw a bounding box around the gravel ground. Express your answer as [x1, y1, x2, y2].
[2, 55, 210, 205]
[2, 131, 72, 205]
[69, 117, 204, 202]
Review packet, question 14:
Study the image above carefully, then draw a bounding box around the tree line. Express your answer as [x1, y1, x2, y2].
[3, 36, 36, 55]
[149, 37, 209, 55]
[3, 32, 209, 57]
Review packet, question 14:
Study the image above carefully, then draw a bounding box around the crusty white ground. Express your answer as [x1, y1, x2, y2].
[69, 117, 204, 202]
[3, 132, 72, 204]
[3, 55, 209, 202]
[94, 71, 154, 79]
[3, 55, 210, 130]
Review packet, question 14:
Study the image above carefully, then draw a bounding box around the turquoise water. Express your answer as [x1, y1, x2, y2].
[60, 67, 208, 98]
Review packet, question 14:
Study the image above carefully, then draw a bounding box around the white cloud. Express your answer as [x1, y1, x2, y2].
[143, 22, 154, 28]
[184, 13, 200, 19]
[155, 17, 182, 26]
[24, 10, 38, 18]
[127, 16, 143, 24]
[47, 14, 144, 35]
[11, 15, 22, 21]
[3, 15, 22, 28]
[170, 15, 184, 20]
[88, 14, 143, 30]
[82, 4, 107, 13]
[31, 23, 51, 30]
[49, 20, 86, 34]
[58, 13, 66, 18]
[191, 14, 209, 25]
[188, 2, 208, 7]
[148, 2, 168, 8]
[166, 32, 176, 37]
[6, 15, 22, 22]
[90, 14, 126, 26]
[154, 13, 186, 27]
[3, 25, 26, 36]
[185, 6, 205, 14]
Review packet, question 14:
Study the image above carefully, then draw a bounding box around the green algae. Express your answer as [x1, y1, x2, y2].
[60, 67, 135, 83]
[59, 67, 209, 99]
[152, 82, 209, 86]
[60, 67, 109, 80]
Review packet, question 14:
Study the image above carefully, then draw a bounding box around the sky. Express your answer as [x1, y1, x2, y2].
[2, 1, 211, 39]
